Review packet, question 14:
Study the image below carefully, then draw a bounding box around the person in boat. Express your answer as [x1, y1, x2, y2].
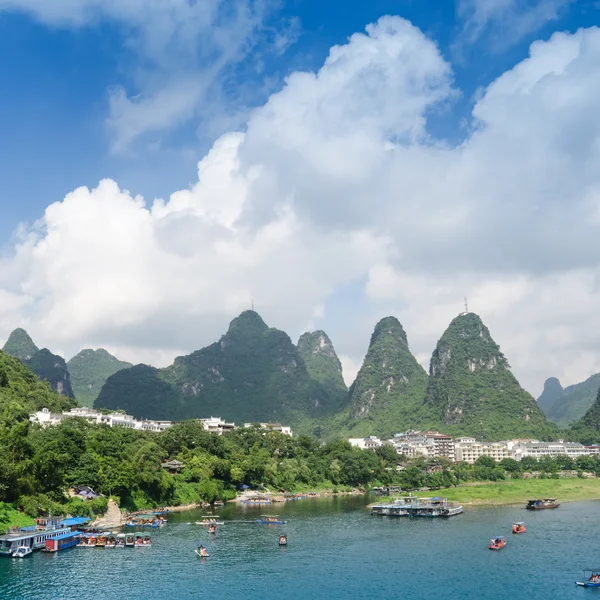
[279, 535, 287, 544]
[198, 544, 208, 556]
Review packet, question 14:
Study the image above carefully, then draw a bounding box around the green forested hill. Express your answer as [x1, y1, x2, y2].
[297, 331, 347, 402]
[337, 317, 428, 437]
[95, 311, 348, 428]
[538, 374, 600, 427]
[68, 349, 132, 407]
[25, 349, 74, 398]
[2, 328, 38, 361]
[3, 329, 74, 398]
[422, 313, 556, 440]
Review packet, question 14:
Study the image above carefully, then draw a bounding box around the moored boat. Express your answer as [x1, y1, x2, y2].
[44, 531, 81, 553]
[96, 534, 106, 548]
[105, 535, 117, 548]
[125, 534, 135, 547]
[512, 522, 526, 534]
[11, 546, 33, 558]
[135, 533, 151, 547]
[489, 536, 506, 550]
[526, 498, 560, 510]
[115, 533, 126, 548]
[0, 517, 71, 556]
[278, 534, 287, 546]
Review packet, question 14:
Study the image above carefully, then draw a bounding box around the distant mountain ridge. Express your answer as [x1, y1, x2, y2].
[68, 349, 133, 407]
[95, 311, 349, 428]
[537, 374, 600, 427]
[2, 330, 74, 398]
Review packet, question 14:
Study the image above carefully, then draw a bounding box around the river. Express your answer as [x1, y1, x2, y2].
[0, 495, 598, 599]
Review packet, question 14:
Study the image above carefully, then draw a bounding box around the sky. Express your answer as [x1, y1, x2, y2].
[1, 0, 600, 397]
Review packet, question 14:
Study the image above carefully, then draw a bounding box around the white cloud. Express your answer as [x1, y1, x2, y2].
[457, 0, 573, 49]
[0, 0, 275, 150]
[3, 17, 600, 400]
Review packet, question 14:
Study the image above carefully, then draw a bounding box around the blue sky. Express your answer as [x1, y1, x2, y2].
[2, 0, 597, 239]
[2, 0, 600, 395]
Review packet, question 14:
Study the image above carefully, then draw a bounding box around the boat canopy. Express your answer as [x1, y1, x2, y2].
[60, 517, 90, 527]
[261, 514, 279, 517]
[513, 522, 525, 525]
[51, 531, 81, 541]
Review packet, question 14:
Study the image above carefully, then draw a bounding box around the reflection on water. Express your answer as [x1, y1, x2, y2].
[1, 495, 598, 600]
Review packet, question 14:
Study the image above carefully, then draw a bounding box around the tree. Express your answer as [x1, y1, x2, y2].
[474, 455, 496, 469]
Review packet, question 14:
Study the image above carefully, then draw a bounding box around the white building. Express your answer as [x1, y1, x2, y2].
[454, 440, 512, 464]
[244, 422, 293, 436]
[349, 436, 383, 450]
[512, 441, 596, 460]
[199, 417, 236, 434]
[30, 407, 172, 432]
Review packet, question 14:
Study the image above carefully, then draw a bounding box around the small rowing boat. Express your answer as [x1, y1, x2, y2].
[512, 522, 526, 534]
[576, 571, 600, 587]
[489, 536, 506, 550]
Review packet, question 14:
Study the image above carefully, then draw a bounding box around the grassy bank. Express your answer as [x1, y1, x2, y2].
[0, 502, 35, 534]
[415, 478, 600, 506]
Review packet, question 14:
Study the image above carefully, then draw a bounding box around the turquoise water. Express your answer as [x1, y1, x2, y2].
[1, 496, 599, 599]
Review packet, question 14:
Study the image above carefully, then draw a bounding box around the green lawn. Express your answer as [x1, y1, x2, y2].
[417, 478, 600, 505]
[0, 503, 35, 534]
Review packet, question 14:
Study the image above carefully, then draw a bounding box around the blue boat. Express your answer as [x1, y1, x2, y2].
[576, 570, 600, 587]
[256, 515, 286, 525]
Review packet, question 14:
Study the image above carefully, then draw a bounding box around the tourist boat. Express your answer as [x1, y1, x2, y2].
[11, 546, 33, 558]
[242, 497, 271, 505]
[126, 514, 165, 528]
[195, 517, 224, 526]
[44, 531, 81, 553]
[85, 534, 98, 547]
[278, 535, 288, 546]
[0, 517, 71, 557]
[135, 533, 151, 547]
[407, 497, 463, 518]
[256, 515, 286, 525]
[371, 496, 419, 517]
[96, 534, 106, 548]
[125, 534, 135, 547]
[512, 522, 526, 534]
[208, 524, 216, 533]
[105, 535, 117, 549]
[489, 536, 506, 550]
[195, 547, 210, 558]
[213, 501, 224, 507]
[526, 498, 560, 510]
[115, 533, 126, 548]
[576, 571, 600, 587]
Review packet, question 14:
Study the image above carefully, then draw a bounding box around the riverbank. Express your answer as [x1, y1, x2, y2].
[230, 488, 364, 504]
[371, 478, 600, 507]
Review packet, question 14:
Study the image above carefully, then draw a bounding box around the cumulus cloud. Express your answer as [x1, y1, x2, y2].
[3, 17, 600, 397]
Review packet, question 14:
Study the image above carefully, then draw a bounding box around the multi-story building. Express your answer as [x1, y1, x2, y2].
[30, 407, 172, 431]
[454, 439, 512, 464]
[425, 432, 455, 460]
[200, 417, 236, 435]
[512, 441, 596, 460]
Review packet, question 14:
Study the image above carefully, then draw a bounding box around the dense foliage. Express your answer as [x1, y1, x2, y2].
[0, 350, 76, 505]
[68, 348, 132, 407]
[422, 313, 556, 440]
[96, 311, 348, 430]
[539, 374, 600, 427]
[568, 387, 600, 444]
[2, 328, 38, 361]
[341, 317, 429, 438]
[297, 331, 347, 401]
